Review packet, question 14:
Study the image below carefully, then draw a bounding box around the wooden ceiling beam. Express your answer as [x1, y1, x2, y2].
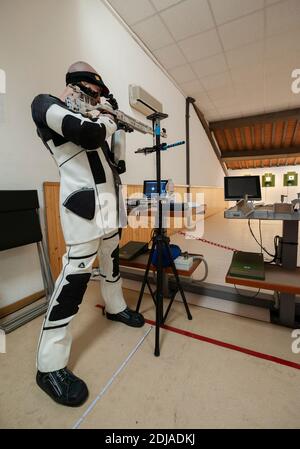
[221, 146, 300, 162]
[251, 125, 255, 148]
[240, 127, 247, 148]
[271, 122, 276, 147]
[292, 120, 299, 146]
[230, 128, 238, 150]
[281, 121, 288, 147]
[210, 108, 300, 130]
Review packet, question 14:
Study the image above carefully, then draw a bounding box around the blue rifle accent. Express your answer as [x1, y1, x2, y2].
[161, 140, 185, 151]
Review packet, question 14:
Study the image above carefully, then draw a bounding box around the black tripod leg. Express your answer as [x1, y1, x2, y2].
[146, 280, 156, 304]
[165, 243, 193, 320]
[155, 236, 164, 357]
[163, 291, 176, 323]
[136, 240, 156, 313]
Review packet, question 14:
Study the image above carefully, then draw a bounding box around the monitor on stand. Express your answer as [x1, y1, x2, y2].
[224, 176, 262, 202]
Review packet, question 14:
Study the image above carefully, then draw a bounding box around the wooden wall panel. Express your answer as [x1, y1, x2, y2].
[190, 186, 226, 219]
[44, 182, 66, 280]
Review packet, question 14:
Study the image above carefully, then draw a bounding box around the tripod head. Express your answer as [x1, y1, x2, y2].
[147, 111, 168, 121]
[135, 111, 185, 155]
[147, 112, 168, 137]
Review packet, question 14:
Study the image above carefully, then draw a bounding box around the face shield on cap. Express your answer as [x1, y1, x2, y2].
[65, 70, 111, 112]
[66, 71, 110, 97]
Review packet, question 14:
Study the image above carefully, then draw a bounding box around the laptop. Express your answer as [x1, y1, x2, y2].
[119, 241, 149, 261]
[228, 251, 265, 280]
[143, 180, 168, 199]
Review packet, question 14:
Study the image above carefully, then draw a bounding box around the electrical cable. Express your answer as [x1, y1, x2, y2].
[259, 220, 275, 263]
[266, 235, 281, 265]
[147, 228, 155, 246]
[234, 285, 261, 299]
[259, 220, 263, 254]
[179, 251, 209, 283]
[191, 255, 208, 283]
[248, 219, 275, 258]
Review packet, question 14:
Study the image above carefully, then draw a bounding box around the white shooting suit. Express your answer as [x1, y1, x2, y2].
[31, 94, 127, 372]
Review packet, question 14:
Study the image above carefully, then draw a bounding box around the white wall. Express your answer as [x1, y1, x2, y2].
[189, 106, 224, 187]
[228, 166, 300, 205]
[0, 0, 224, 307]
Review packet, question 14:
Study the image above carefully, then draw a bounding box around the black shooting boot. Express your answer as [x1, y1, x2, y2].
[36, 367, 88, 407]
[106, 307, 145, 327]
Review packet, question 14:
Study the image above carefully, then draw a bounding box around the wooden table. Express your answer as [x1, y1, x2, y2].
[120, 251, 202, 278]
[226, 265, 300, 295]
[120, 251, 202, 330]
[120, 250, 202, 300]
[225, 206, 300, 327]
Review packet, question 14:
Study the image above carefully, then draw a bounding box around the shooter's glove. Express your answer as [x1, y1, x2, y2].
[86, 109, 102, 120]
[117, 160, 126, 174]
[86, 109, 116, 124]
[106, 93, 119, 110]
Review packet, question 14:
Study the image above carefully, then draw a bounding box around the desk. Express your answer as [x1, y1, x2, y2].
[225, 206, 300, 327]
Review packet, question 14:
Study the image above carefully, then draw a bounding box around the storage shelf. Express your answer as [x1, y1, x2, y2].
[120, 251, 201, 277]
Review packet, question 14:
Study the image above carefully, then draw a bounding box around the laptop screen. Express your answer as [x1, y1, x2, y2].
[143, 180, 168, 199]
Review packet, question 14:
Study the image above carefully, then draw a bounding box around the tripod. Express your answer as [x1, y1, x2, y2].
[135, 112, 192, 357]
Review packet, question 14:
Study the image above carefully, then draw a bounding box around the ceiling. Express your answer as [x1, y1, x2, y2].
[210, 108, 300, 169]
[106, 0, 300, 122]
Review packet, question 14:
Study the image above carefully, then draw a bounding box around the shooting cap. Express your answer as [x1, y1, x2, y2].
[66, 61, 110, 96]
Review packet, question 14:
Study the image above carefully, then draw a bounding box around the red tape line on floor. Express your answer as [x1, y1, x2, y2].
[178, 231, 238, 252]
[96, 304, 300, 371]
[145, 319, 300, 371]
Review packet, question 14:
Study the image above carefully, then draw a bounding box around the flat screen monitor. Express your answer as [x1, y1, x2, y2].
[143, 180, 168, 199]
[224, 176, 261, 201]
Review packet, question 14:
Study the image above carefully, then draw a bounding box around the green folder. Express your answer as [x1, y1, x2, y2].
[228, 251, 265, 280]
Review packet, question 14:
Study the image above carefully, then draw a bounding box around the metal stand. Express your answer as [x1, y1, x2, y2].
[135, 112, 192, 356]
[275, 220, 299, 327]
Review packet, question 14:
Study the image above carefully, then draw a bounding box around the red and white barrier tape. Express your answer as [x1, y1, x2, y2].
[178, 231, 238, 252]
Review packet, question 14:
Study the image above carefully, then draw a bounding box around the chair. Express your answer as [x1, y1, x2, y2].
[0, 190, 54, 332]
